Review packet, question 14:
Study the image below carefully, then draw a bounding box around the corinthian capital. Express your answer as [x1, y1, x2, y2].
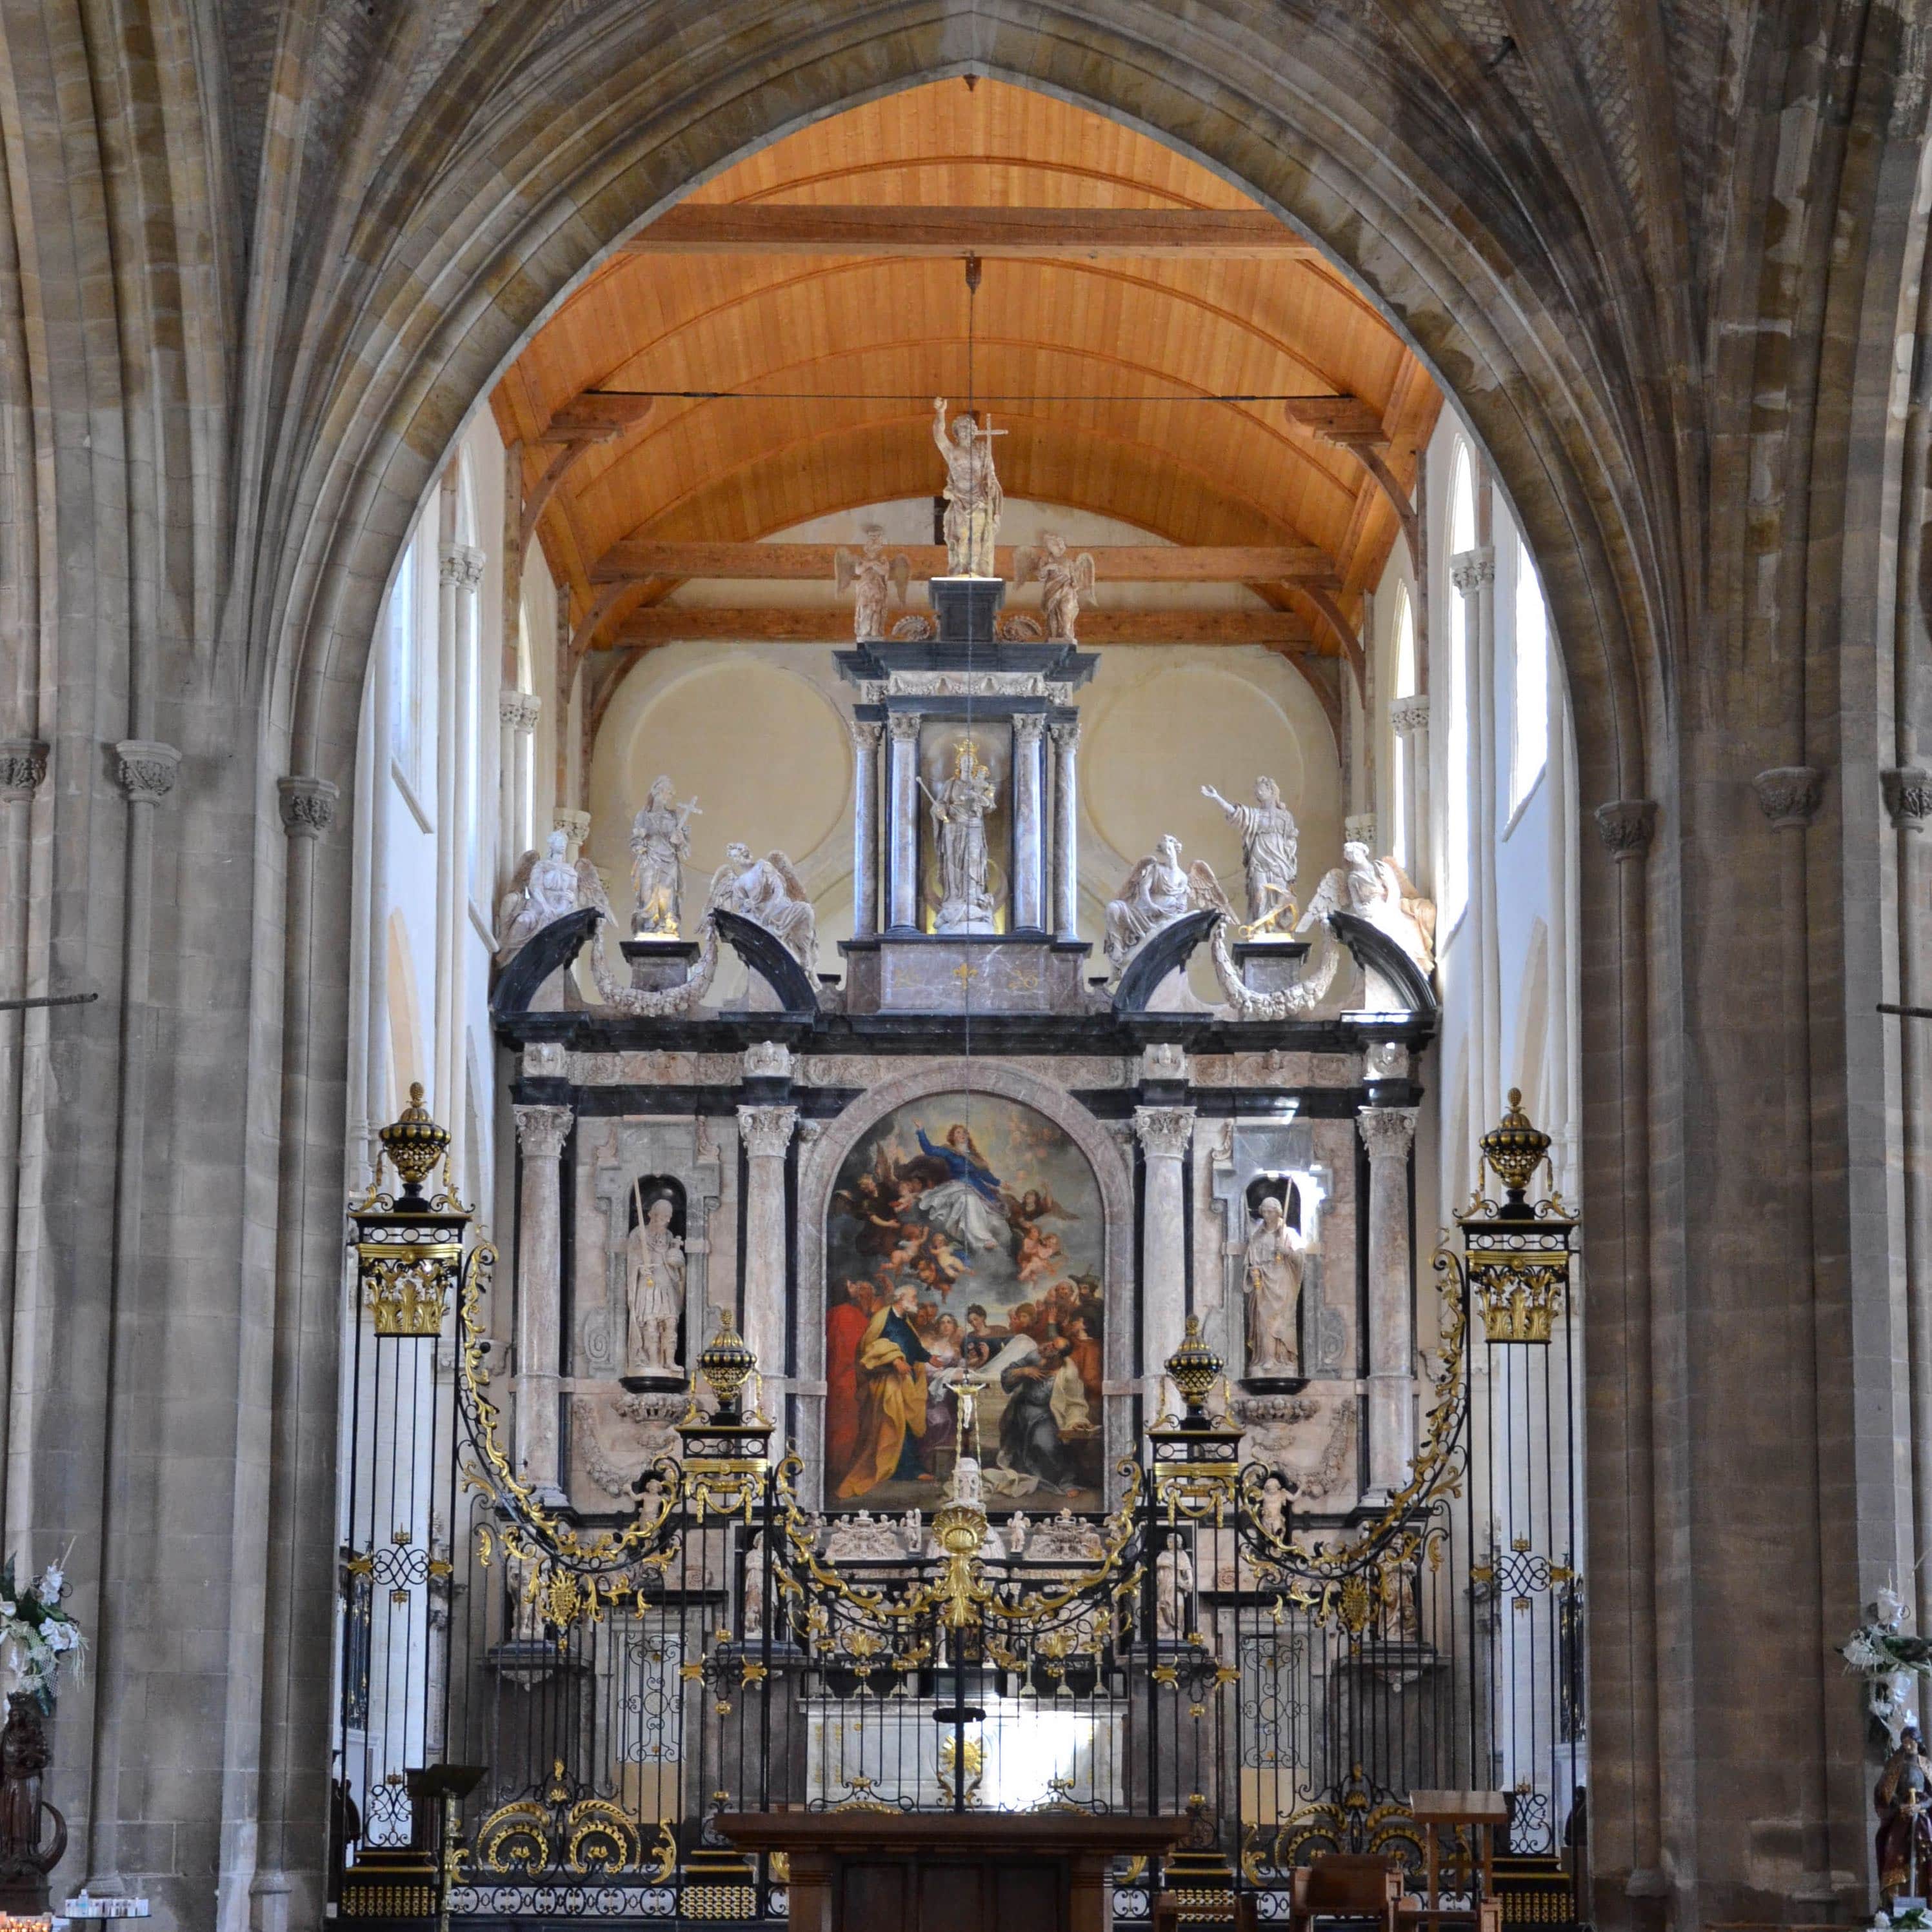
[1593, 798, 1657, 861]
[1357, 1106, 1418, 1161]
[1389, 695, 1429, 738]
[1133, 1105, 1195, 1159]
[440, 543, 487, 590]
[1751, 765, 1826, 831]
[1013, 711, 1046, 746]
[0, 741, 48, 804]
[1449, 548, 1495, 594]
[738, 1104, 799, 1157]
[513, 1104, 573, 1160]
[277, 775, 340, 840]
[115, 739, 181, 806]
[887, 711, 922, 744]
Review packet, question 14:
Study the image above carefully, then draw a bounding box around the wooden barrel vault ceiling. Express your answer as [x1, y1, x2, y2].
[490, 78, 1442, 728]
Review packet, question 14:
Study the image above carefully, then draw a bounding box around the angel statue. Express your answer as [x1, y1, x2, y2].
[1298, 840, 1437, 973]
[495, 828, 583, 959]
[933, 396, 1004, 577]
[1202, 775, 1300, 936]
[1104, 834, 1231, 977]
[707, 842, 818, 967]
[629, 775, 700, 936]
[833, 525, 911, 641]
[1014, 532, 1096, 643]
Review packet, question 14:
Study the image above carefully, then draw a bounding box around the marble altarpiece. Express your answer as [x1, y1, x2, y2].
[494, 579, 1435, 1533]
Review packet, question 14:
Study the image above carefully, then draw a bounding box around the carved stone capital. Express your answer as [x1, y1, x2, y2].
[513, 1103, 573, 1160]
[115, 739, 181, 806]
[1752, 765, 1826, 830]
[1449, 548, 1495, 593]
[1357, 1106, 1418, 1161]
[1133, 1104, 1195, 1159]
[1593, 799, 1656, 861]
[500, 689, 542, 733]
[553, 808, 590, 853]
[1389, 695, 1429, 737]
[742, 1040, 793, 1080]
[1048, 719, 1081, 751]
[886, 710, 922, 744]
[277, 775, 339, 839]
[439, 542, 487, 590]
[0, 740, 48, 804]
[1884, 766, 1932, 832]
[738, 1104, 799, 1158]
[1012, 711, 1046, 746]
[850, 717, 884, 751]
[1344, 812, 1376, 848]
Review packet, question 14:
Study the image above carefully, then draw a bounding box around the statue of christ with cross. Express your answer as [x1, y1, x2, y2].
[933, 397, 1005, 577]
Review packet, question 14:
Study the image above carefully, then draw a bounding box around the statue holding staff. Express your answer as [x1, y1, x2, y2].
[933, 397, 1005, 577]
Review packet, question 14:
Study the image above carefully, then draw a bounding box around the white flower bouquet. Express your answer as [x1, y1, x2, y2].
[0, 1556, 83, 1711]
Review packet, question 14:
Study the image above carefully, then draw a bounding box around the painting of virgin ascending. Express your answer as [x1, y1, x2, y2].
[824, 1093, 1107, 1513]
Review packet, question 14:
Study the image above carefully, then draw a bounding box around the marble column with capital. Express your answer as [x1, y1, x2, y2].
[1451, 546, 1500, 1133]
[513, 1104, 573, 1503]
[738, 1104, 798, 1379]
[1050, 719, 1081, 941]
[1135, 1105, 1195, 1397]
[851, 718, 882, 936]
[885, 713, 921, 932]
[1011, 713, 1046, 932]
[1359, 1104, 1419, 1495]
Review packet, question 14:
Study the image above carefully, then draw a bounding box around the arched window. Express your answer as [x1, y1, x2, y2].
[387, 533, 427, 811]
[1441, 439, 1476, 933]
[1511, 544, 1549, 813]
[1448, 439, 1477, 557]
[1389, 583, 1415, 870]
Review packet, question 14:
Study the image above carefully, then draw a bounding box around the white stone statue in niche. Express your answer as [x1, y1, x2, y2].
[495, 828, 582, 959]
[1153, 1539, 1193, 1637]
[1244, 1195, 1306, 1379]
[624, 1184, 685, 1377]
[833, 526, 911, 641]
[1103, 834, 1231, 976]
[933, 395, 1004, 577]
[1299, 841, 1438, 974]
[1202, 775, 1300, 937]
[707, 842, 818, 966]
[628, 776, 701, 936]
[921, 739, 998, 933]
[1014, 532, 1096, 643]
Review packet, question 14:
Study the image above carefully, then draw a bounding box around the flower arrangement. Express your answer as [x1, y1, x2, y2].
[1842, 1588, 1931, 1749]
[0, 1557, 83, 1711]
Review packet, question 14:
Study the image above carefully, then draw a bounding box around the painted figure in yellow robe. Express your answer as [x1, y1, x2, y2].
[835, 1282, 933, 1499]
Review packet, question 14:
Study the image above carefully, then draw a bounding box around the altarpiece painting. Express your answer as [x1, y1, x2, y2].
[823, 1092, 1106, 1512]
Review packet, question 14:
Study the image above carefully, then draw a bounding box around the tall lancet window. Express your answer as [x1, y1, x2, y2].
[1441, 439, 1477, 935]
[1511, 545, 1550, 815]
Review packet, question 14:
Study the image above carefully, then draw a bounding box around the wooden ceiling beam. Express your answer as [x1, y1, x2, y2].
[621, 204, 1321, 258]
[591, 541, 1337, 586]
[601, 606, 1321, 649]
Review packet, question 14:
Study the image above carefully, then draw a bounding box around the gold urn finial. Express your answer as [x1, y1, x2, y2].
[1166, 1315, 1223, 1429]
[379, 1081, 450, 1197]
[697, 1306, 757, 1421]
[1479, 1088, 1552, 1212]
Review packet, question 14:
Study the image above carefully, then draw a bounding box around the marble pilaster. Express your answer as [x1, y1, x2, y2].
[513, 1104, 573, 1502]
[1051, 719, 1081, 941]
[886, 713, 921, 931]
[1011, 712, 1046, 932]
[1135, 1105, 1195, 1396]
[1359, 1105, 1418, 1494]
[738, 1104, 798, 1376]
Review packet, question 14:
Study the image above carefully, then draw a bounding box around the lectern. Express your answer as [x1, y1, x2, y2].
[720, 1810, 1190, 1932]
